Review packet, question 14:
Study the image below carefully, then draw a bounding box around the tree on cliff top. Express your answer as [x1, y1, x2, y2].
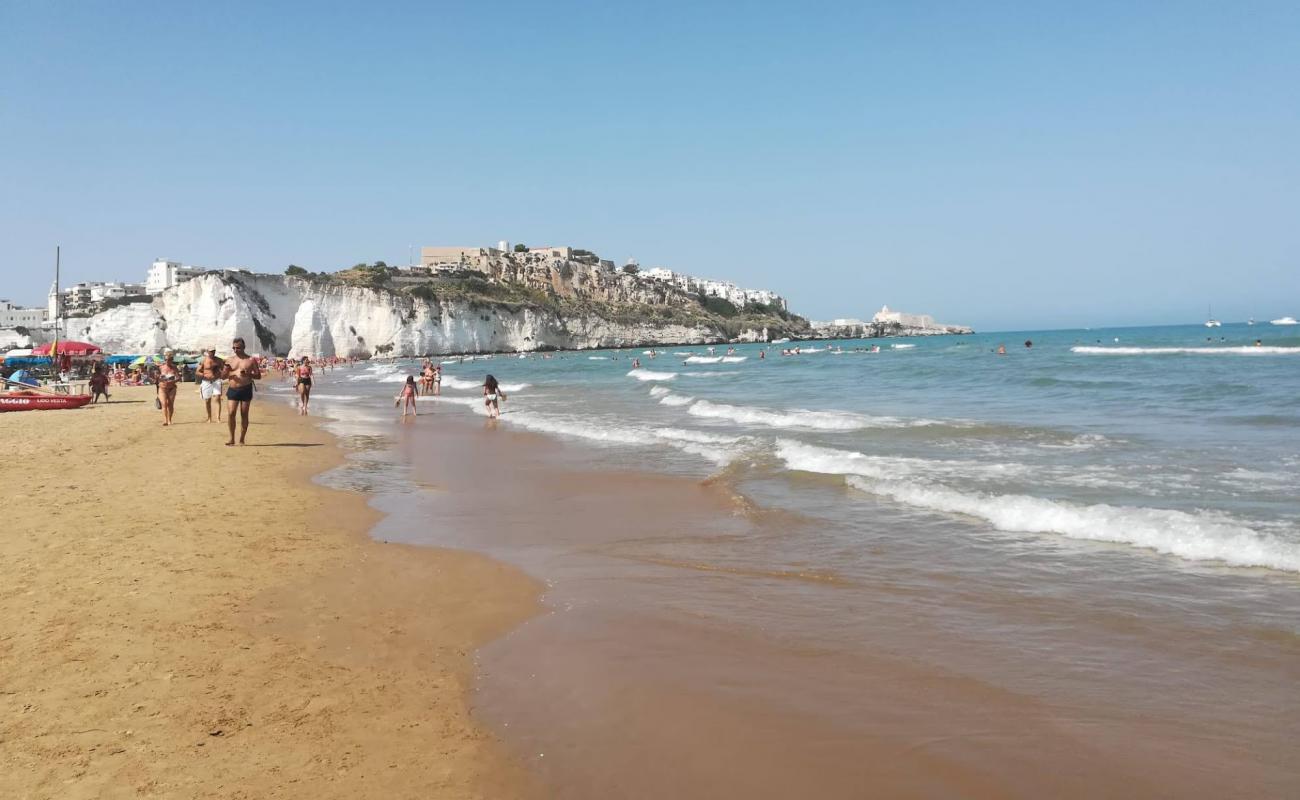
[513, 243, 528, 252]
[622, 264, 639, 275]
[285, 265, 308, 276]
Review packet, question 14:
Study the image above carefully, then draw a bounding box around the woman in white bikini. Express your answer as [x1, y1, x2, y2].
[483, 374, 506, 419]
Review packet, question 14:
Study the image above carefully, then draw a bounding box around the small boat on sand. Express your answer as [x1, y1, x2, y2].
[0, 391, 92, 412]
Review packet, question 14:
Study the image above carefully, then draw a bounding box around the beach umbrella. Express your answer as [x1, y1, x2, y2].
[6, 369, 38, 386]
[130, 354, 165, 366]
[4, 348, 33, 357]
[33, 341, 102, 357]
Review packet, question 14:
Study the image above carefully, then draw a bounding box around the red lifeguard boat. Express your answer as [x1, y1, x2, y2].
[0, 391, 93, 412]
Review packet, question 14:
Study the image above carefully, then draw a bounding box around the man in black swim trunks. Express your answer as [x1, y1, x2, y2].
[221, 337, 262, 446]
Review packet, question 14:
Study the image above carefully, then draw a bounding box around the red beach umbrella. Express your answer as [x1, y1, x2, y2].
[32, 341, 102, 357]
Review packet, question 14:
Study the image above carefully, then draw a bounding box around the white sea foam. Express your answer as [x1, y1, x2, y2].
[891, 343, 916, 349]
[658, 392, 695, 407]
[653, 427, 746, 446]
[588, 356, 609, 360]
[684, 356, 723, 364]
[720, 356, 748, 363]
[415, 395, 486, 412]
[687, 399, 929, 431]
[440, 375, 529, 392]
[440, 375, 481, 390]
[648, 386, 672, 398]
[1072, 346, 1300, 356]
[506, 412, 657, 446]
[674, 351, 695, 356]
[499, 412, 737, 465]
[682, 371, 741, 378]
[773, 440, 1030, 482]
[627, 368, 677, 381]
[845, 476, 1300, 572]
[772, 441, 1300, 571]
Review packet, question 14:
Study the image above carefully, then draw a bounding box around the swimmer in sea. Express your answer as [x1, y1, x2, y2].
[997, 344, 1007, 355]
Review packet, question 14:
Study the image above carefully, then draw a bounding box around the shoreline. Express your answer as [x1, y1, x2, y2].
[0, 386, 541, 799]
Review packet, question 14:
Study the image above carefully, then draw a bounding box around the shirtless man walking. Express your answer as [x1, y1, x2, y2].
[197, 347, 225, 423]
[222, 337, 262, 446]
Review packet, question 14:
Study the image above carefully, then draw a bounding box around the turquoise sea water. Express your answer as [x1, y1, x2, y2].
[291, 322, 1300, 797]
[397, 322, 1300, 573]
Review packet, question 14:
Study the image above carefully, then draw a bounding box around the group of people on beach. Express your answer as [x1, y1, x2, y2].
[137, 339, 262, 445]
[397, 368, 504, 420]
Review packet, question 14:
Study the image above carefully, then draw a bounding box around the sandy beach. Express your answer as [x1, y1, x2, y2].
[0, 385, 540, 799]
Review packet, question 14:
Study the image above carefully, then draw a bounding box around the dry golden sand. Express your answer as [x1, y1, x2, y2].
[0, 386, 540, 799]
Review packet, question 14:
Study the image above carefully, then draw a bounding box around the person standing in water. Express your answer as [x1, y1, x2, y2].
[222, 337, 262, 446]
[398, 375, 418, 418]
[483, 374, 506, 419]
[157, 350, 182, 426]
[294, 356, 313, 415]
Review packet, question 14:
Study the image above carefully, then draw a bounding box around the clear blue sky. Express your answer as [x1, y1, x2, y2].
[2, 0, 1297, 330]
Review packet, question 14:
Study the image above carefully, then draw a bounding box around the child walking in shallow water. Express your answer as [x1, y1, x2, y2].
[398, 375, 418, 418]
[483, 374, 506, 418]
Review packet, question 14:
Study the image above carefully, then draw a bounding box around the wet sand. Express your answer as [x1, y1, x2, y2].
[0, 386, 540, 799]
[380, 406, 1299, 799]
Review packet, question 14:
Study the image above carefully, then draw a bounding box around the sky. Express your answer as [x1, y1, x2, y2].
[2, 0, 1297, 331]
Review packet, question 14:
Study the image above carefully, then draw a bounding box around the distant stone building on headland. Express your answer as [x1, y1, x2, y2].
[812, 305, 972, 338]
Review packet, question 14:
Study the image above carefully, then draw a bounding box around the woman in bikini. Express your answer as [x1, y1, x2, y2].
[295, 356, 313, 414]
[420, 360, 435, 396]
[157, 350, 182, 426]
[483, 374, 506, 419]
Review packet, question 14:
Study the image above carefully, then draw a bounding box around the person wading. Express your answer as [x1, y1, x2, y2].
[221, 337, 262, 446]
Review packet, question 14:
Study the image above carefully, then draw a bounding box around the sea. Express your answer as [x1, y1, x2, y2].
[269, 323, 1300, 798]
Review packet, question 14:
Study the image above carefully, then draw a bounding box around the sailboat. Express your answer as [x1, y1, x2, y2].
[1204, 305, 1221, 328]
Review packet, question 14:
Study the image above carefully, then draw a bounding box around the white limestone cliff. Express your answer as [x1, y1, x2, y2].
[62, 273, 726, 356]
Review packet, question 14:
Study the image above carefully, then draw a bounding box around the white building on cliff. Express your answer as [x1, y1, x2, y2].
[146, 259, 208, 294]
[0, 298, 47, 328]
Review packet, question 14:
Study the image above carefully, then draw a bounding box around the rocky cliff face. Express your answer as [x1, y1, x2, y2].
[62, 273, 744, 356]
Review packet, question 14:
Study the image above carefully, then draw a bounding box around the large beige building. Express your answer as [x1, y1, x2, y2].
[420, 247, 490, 268]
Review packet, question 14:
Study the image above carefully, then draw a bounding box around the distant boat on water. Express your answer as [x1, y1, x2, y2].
[1270, 316, 1298, 326]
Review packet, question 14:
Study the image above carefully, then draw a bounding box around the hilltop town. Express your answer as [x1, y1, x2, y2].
[2, 243, 969, 354]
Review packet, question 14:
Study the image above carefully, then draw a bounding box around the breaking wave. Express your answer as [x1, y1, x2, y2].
[686, 399, 934, 431]
[627, 368, 677, 381]
[774, 440, 1300, 572]
[658, 392, 695, 407]
[440, 375, 530, 392]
